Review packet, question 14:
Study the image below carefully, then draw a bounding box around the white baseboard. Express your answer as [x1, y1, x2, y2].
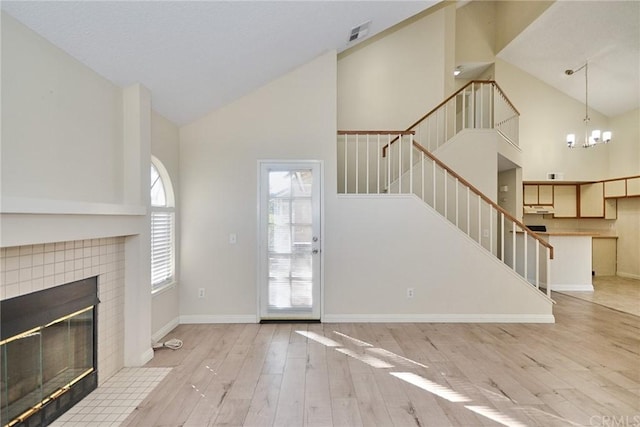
[322, 313, 555, 324]
[617, 272, 640, 280]
[552, 284, 594, 292]
[139, 348, 154, 365]
[152, 317, 180, 342]
[179, 314, 258, 324]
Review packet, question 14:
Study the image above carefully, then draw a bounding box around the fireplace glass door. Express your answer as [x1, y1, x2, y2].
[1, 307, 94, 426]
[0, 277, 98, 427]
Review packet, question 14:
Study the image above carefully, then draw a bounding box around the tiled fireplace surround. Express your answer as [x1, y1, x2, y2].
[0, 237, 126, 383]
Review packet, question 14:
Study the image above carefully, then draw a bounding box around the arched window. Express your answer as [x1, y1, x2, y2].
[151, 157, 175, 292]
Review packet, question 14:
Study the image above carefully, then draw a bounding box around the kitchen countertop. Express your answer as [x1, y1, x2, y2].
[537, 230, 617, 238]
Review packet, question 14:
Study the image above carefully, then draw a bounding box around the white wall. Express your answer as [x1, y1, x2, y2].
[609, 108, 640, 178]
[495, 59, 610, 182]
[1, 13, 123, 205]
[179, 51, 337, 321]
[1, 12, 152, 368]
[498, 168, 522, 221]
[150, 112, 180, 339]
[324, 195, 553, 322]
[455, 0, 495, 64]
[337, 5, 454, 130]
[433, 129, 520, 201]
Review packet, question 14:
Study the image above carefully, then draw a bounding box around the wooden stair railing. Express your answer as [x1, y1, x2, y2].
[383, 80, 520, 157]
[412, 139, 553, 261]
[337, 131, 553, 297]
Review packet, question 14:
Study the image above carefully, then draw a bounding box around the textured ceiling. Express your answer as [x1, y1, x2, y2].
[498, 1, 640, 118]
[1, 1, 440, 125]
[4, 1, 637, 125]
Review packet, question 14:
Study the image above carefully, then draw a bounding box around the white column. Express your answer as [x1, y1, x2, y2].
[123, 84, 153, 366]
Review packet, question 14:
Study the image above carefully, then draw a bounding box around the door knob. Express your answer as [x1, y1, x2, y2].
[312, 249, 319, 254]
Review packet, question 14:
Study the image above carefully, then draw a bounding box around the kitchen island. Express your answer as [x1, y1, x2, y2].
[539, 231, 595, 291]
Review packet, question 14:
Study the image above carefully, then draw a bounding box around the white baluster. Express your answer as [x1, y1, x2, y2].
[377, 134, 380, 194]
[409, 136, 413, 194]
[398, 134, 402, 193]
[489, 209, 493, 254]
[455, 178, 459, 227]
[387, 134, 391, 192]
[366, 134, 370, 194]
[478, 195, 482, 245]
[466, 187, 470, 236]
[421, 152, 425, 202]
[523, 230, 528, 283]
[355, 134, 359, 194]
[512, 221, 516, 271]
[344, 134, 348, 193]
[432, 159, 436, 207]
[535, 242, 540, 289]
[444, 169, 448, 219]
[500, 212, 505, 262]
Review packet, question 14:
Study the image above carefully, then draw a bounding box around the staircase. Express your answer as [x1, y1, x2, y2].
[337, 81, 553, 301]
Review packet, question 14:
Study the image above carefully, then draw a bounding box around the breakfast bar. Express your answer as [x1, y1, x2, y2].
[538, 231, 595, 291]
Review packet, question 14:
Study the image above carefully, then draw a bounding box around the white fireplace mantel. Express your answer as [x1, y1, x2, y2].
[0, 197, 146, 248]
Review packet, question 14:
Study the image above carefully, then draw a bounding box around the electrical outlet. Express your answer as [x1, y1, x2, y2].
[407, 288, 414, 298]
[483, 229, 489, 238]
[229, 233, 237, 244]
[198, 288, 205, 298]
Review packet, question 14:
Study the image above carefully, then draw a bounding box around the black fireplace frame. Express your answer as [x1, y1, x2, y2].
[1, 276, 99, 427]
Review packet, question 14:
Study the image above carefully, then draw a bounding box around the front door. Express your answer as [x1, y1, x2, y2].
[259, 161, 321, 320]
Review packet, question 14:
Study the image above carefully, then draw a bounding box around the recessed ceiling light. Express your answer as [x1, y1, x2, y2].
[349, 21, 371, 42]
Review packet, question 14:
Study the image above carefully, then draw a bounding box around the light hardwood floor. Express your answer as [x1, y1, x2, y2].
[560, 276, 640, 316]
[125, 287, 640, 426]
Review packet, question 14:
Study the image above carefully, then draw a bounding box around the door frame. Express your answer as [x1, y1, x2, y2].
[256, 160, 324, 321]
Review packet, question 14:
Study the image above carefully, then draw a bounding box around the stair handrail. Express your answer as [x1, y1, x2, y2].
[411, 139, 553, 259]
[408, 80, 519, 131]
[383, 80, 519, 156]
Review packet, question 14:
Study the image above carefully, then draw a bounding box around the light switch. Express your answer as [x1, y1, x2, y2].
[229, 233, 237, 244]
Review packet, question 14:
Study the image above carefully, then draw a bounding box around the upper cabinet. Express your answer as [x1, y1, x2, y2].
[553, 185, 578, 218]
[523, 184, 553, 205]
[627, 177, 640, 196]
[604, 175, 640, 198]
[524, 175, 639, 219]
[579, 182, 604, 218]
[604, 180, 626, 198]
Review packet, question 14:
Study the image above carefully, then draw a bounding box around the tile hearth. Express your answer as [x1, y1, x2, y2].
[50, 367, 171, 427]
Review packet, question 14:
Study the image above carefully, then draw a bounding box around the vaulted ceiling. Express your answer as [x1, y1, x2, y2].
[2, 1, 638, 125]
[1, 1, 440, 125]
[497, 0, 640, 118]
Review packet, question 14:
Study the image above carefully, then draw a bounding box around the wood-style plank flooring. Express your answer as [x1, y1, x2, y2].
[124, 283, 640, 426]
[560, 275, 640, 316]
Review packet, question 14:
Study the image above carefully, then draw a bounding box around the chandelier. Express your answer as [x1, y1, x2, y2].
[565, 62, 612, 148]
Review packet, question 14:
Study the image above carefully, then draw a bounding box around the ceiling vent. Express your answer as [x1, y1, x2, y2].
[349, 21, 371, 42]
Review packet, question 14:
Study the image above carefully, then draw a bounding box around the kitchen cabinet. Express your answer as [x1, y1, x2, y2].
[553, 185, 578, 218]
[592, 237, 617, 276]
[579, 182, 604, 218]
[604, 175, 640, 198]
[523, 185, 538, 205]
[523, 184, 553, 205]
[604, 199, 617, 219]
[604, 179, 626, 198]
[539, 185, 553, 204]
[628, 177, 640, 196]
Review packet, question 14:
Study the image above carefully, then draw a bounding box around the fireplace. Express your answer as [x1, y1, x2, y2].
[1, 277, 99, 427]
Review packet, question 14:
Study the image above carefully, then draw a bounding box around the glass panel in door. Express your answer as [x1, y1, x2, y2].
[260, 163, 320, 319]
